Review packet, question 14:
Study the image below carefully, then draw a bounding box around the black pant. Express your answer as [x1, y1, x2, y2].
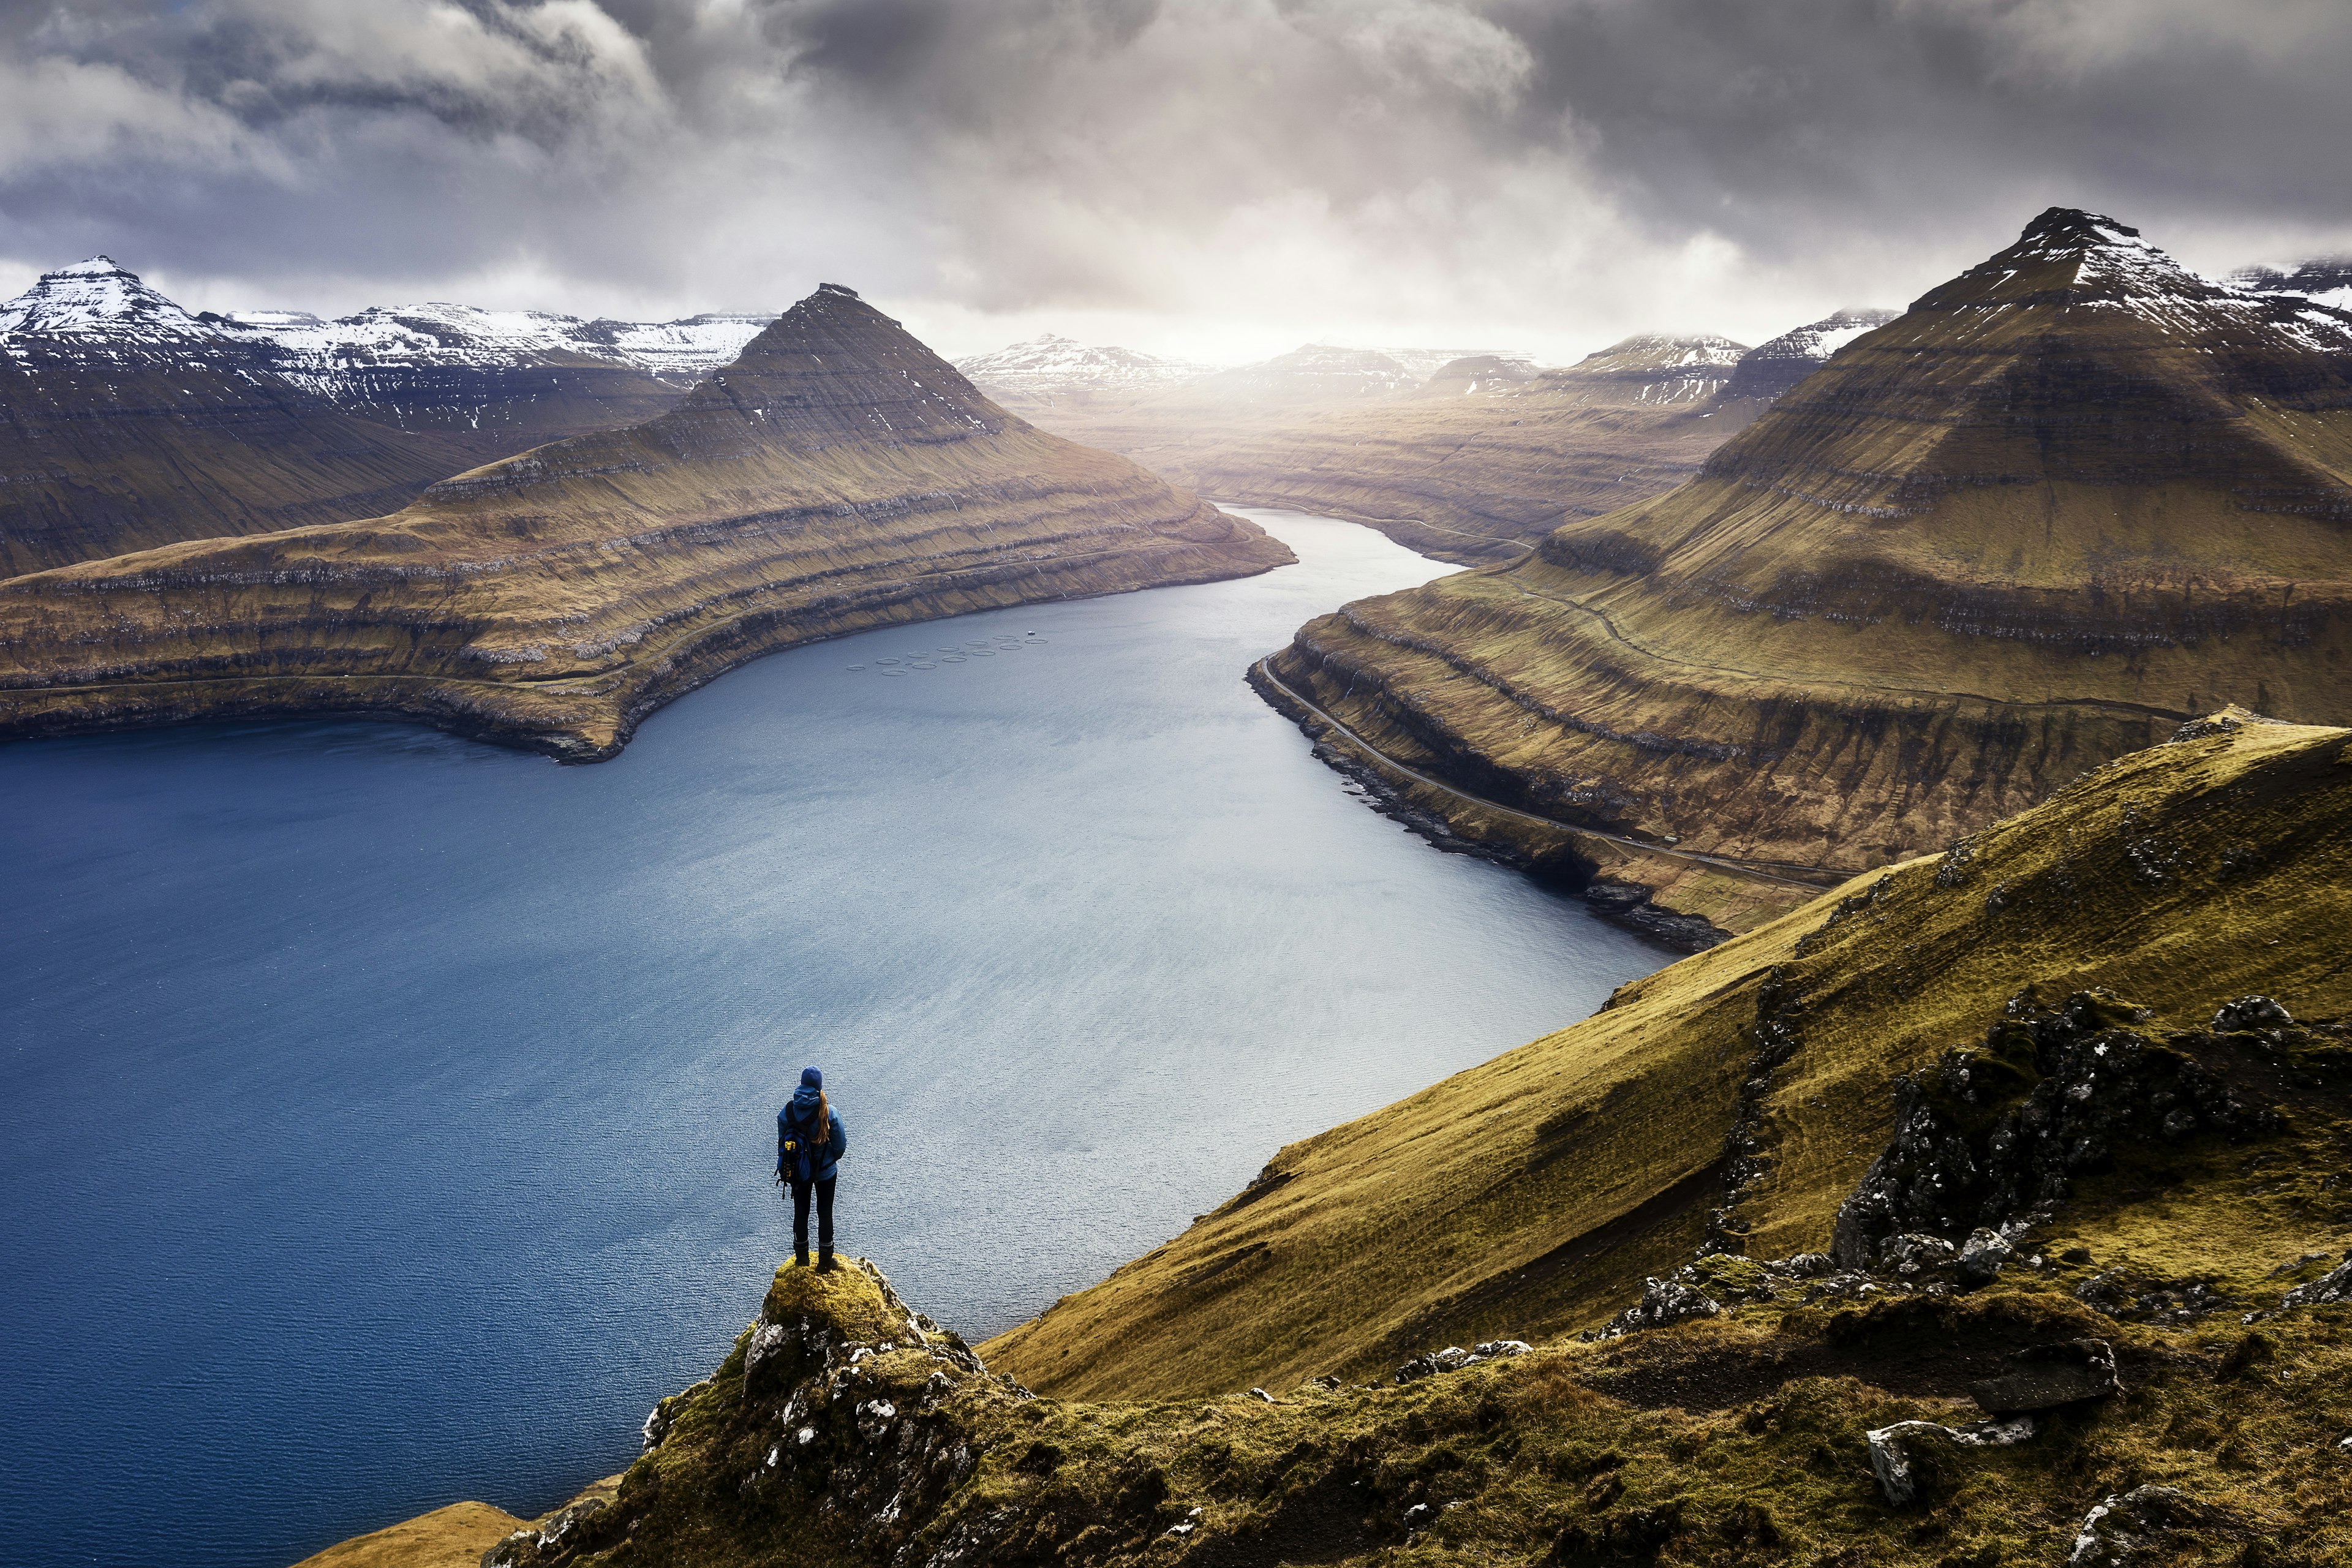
[792, 1177, 837, 1256]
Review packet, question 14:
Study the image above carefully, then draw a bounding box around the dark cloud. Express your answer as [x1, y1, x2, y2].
[0, 0, 2347, 358]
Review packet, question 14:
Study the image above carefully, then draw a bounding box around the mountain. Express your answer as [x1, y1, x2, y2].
[2229, 257, 2352, 314]
[0, 284, 1291, 760]
[0, 258, 777, 578]
[1721, 306, 1901, 400]
[315, 710, 2352, 1567]
[1046, 332, 1759, 564]
[1256, 209, 2352, 936]
[0, 259, 492, 576]
[952, 333, 1209, 415]
[223, 299, 774, 443]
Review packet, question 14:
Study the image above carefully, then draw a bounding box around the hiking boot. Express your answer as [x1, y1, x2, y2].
[817, 1251, 838, 1273]
[795, 1249, 810, 1268]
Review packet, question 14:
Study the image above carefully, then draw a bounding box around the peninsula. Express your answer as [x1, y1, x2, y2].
[0, 284, 1291, 761]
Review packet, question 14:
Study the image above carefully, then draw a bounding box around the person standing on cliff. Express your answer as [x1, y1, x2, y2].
[778, 1067, 848, 1272]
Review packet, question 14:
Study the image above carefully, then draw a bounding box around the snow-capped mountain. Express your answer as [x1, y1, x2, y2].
[1537, 333, 1750, 406]
[954, 333, 1210, 410]
[2228, 258, 2352, 317]
[0, 258, 774, 385]
[1366, 345, 1525, 382]
[1723, 307, 1900, 400]
[0, 256, 224, 345]
[0, 258, 780, 577]
[222, 300, 775, 393]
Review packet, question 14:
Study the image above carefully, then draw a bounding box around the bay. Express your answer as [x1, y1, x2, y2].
[0, 511, 1665, 1568]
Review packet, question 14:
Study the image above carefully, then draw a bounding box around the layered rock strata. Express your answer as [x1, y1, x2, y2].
[1264, 210, 2352, 920]
[0, 284, 1290, 760]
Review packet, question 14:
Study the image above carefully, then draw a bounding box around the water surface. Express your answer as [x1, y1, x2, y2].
[0, 511, 1665, 1568]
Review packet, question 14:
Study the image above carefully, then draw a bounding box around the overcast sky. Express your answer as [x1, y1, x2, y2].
[4, 0, 2351, 364]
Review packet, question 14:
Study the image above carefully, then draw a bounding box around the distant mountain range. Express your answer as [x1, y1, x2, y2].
[2229, 256, 2352, 314]
[1, 257, 771, 383]
[967, 315, 1904, 562]
[0, 258, 775, 577]
[949, 333, 1208, 412]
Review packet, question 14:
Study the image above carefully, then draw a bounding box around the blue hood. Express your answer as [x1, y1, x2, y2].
[788, 1084, 825, 1123]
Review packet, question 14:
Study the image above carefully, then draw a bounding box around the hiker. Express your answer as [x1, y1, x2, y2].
[777, 1066, 848, 1271]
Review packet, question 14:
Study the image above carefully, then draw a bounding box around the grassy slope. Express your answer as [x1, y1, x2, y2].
[1260, 213, 2352, 921]
[292, 1479, 624, 1568]
[301, 715, 2352, 1568]
[436, 1232, 2352, 1568]
[1029, 340, 1763, 565]
[982, 713, 2352, 1400]
[0, 288, 1291, 759]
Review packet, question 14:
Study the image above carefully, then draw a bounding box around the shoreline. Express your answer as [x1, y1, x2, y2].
[0, 532, 1293, 763]
[1245, 653, 1828, 947]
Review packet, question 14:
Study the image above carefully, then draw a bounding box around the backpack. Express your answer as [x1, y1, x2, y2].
[781, 1106, 821, 1184]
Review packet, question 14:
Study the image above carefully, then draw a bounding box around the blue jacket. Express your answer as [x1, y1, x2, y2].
[777, 1087, 847, 1184]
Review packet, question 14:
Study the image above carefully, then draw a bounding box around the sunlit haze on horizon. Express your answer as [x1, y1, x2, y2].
[4, 0, 2352, 364]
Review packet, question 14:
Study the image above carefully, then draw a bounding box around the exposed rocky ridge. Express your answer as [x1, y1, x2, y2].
[0, 258, 775, 576]
[0, 283, 1290, 759]
[317, 718, 2352, 1564]
[339, 1235, 2351, 1567]
[1261, 210, 2352, 921]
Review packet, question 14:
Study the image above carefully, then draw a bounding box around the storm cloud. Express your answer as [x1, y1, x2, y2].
[2, 0, 2350, 360]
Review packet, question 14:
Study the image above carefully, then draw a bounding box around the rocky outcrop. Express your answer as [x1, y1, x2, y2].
[2067, 1486, 2240, 1567]
[0, 284, 1291, 760]
[1261, 209, 2352, 922]
[1864, 1414, 2035, 1506]
[1829, 988, 2285, 1270]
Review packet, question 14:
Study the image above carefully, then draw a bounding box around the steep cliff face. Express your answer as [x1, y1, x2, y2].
[317, 716, 2352, 1568]
[0, 260, 494, 576]
[0, 284, 1291, 760]
[1264, 211, 2352, 919]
